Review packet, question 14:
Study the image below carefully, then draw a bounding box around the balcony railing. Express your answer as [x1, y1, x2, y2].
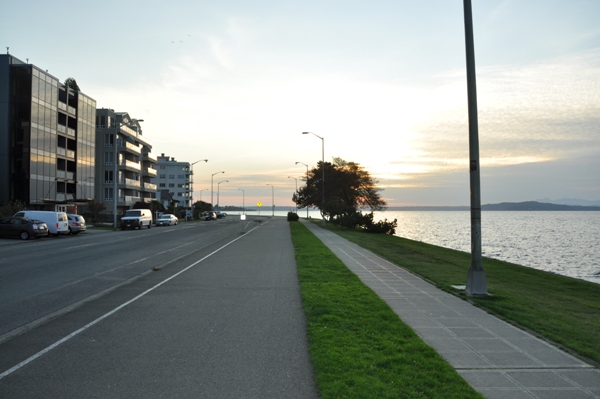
[144, 182, 157, 191]
[144, 168, 157, 177]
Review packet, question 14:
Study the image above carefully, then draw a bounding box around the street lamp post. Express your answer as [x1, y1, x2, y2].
[217, 180, 228, 209]
[288, 176, 298, 213]
[295, 161, 309, 219]
[463, 0, 487, 295]
[266, 184, 274, 217]
[211, 171, 224, 209]
[114, 118, 143, 229]
[190, 159, 208, 204]
[302, 132, 325, 225]
[238, 188, 245, 215]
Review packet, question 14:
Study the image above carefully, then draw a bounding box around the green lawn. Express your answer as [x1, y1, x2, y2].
[319, 222, 600, 366]
[290, 222, 485, 399]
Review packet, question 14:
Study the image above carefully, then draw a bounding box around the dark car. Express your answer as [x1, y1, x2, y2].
[0, 217, 49, 240]
[215, 211, 227, 219]
[204, 212, 217, 221]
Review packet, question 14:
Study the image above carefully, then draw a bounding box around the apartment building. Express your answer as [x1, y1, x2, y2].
[95, 108, 157, 216]
[155, 154, 192, 209]
[0, 54, 96, 211]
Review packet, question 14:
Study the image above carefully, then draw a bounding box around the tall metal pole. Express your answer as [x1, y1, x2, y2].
[211, 171, 224, 210]
[217, 180, 228, 209]
[288, 176, 298, 213]
[191, 159, 208, 205]
[463, 0, 488, 296]
[113, 122, 118, 229]
[302, 132, 325, 225]
[295, 162, 309, 219]
[266, 184, 274, 216]
[238, 188, 245, 214]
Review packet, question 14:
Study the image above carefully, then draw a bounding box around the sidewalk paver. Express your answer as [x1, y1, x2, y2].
[301, 220, 600, 399]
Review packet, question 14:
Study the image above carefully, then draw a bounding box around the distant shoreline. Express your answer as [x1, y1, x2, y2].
[385, 201, 600, 211]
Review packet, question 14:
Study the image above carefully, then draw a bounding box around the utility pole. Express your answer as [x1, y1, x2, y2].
[463, 0, 488, 295]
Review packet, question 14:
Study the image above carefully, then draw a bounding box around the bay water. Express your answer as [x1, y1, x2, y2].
[245, 209, 600, 284]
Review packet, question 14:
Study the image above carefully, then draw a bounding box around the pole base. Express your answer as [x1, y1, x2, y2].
[466, 268, 488, 296]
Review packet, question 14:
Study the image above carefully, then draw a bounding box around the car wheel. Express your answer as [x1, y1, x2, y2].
[148, 222, 151, 229]
[20, 231, 30, 240]
[68, 227, 72, 235]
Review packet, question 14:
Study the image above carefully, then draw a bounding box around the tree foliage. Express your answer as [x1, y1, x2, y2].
[87, 200, 106, 222]
[0, 200, 26, 217]
[192, 201, 212, 219]
[292, 157, 386, 221]
[64, 77, 80, 91]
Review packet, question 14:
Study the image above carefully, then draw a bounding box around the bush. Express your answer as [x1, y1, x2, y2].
[0, 200, 26, 217]
[287, 212, 300, 221]
[331, 211, 397, 235]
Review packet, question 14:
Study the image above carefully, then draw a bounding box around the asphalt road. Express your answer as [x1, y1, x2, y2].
[0, 217, 319, 398]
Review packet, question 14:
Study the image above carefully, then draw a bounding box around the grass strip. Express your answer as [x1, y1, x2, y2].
[322, 223, 600, 365]
[290, 222, 484, 399]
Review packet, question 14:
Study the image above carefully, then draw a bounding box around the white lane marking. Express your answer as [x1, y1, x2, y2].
[0, 223, 263, 380]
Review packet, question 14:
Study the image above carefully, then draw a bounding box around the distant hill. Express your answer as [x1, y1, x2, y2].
[387, 201, 600, 211]
[481, 201, 600, 211]
[536, 197, 600, 207]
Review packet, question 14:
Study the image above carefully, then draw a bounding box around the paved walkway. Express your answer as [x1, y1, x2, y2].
[302, 220, 600, 399]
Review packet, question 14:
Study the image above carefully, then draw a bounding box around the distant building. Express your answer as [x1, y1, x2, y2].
[95, 108, 157, 216]
[0, 54, 96, 211]
[155, 154, 192, 208]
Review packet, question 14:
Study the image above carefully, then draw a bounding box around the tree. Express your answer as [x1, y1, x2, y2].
[64, 77, 80, 91]
[0, 200, 26, 217]
[293, 157, 386, 221]
[87, 200, 106, 223]
[192, 201, 212, 219]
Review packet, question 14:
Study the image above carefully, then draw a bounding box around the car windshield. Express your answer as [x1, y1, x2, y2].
[125, 210, 141, 217]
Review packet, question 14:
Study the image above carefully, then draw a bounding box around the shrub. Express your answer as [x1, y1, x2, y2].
[287, 212, 300, 221]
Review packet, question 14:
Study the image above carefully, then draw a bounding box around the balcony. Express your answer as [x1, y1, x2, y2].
[121, 178, 141, 189]
[143, 168, 157, 177]
[142, 152, 157, 162]
[144, 182, 157, 191]
[119, 141, 141, 155]
[120, 159, 141, 171]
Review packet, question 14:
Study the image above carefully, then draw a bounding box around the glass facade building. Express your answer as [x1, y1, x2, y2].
[0, 54, 96, 210]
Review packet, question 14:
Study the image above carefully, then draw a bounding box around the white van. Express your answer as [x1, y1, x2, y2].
[120, 209, 152, 230]
[13, 210, 69, 236]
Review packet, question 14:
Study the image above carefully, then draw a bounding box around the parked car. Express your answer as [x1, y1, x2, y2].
[13, 210, 69, 236]
[156, 214, 178, 226]
[204, 212, 217, 221]
[67, 214, 86, 235]
[0, 217, 49, 240]
[215, 211, 227, 218]
[120, 209, 152, 230]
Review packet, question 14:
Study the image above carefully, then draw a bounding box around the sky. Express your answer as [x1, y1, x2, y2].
[3, 0, 599, 207]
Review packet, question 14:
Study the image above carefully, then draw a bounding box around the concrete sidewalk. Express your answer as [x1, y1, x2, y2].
[301, 220, 600, 399]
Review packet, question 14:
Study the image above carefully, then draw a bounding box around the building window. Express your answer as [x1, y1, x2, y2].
[159, 174, 166, 179]
[159, 183, 165, 188]
[104, 188, 113, 201]
[177, 174, 184, 179]
[104, 133, 114, 146]
[104, 152, 114, 165]
[168, 183, 174, 188]
[168, 174, 174, 179]
[104, 170, 114, 183]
